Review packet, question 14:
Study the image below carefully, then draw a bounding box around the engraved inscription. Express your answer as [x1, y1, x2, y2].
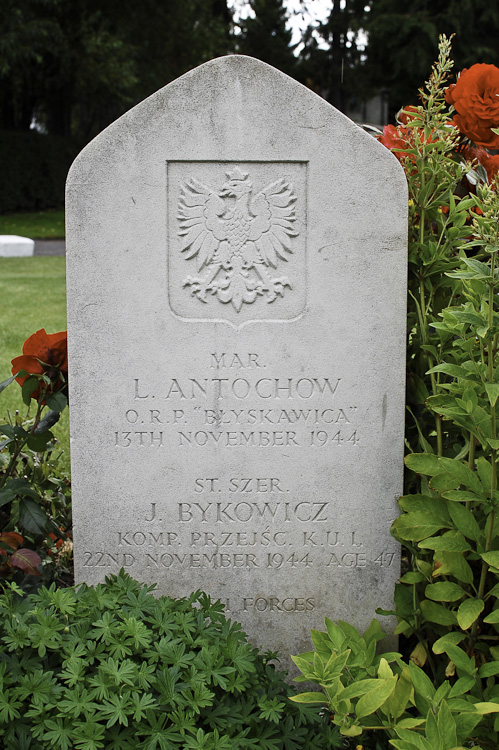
[113, 354, 363, 450]
[178, 167, 298, 311]
[89, 496, 398, 577]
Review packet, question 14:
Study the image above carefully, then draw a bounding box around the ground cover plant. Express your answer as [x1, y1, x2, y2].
[0, 570, 339, 750]
[291, 37, 499, 750]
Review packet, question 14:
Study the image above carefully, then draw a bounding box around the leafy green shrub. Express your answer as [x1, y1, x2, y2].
[0, 571, 338, 750]
[292, 35, 499, 750]
[291, 617, 499, 749]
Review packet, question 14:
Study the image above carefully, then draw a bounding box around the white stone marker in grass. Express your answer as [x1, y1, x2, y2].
[0, 235, 34, 257]
[66, 56, 407, 664]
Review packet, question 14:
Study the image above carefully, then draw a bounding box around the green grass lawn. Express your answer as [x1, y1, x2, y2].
[0, 257, 70, 472]
[0, 209, 65, 239]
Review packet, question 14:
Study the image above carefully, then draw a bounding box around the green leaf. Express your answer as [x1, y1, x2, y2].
[19, 498, 48, 534]
[26, 431, 53, 452]
[420, 600, 458, 626]
[429, 472, 460, 491]
[392, 512, 450, 541]
[325, 618, 348, 649]
[355, 676, 397, 718]
[1, 478, 39, 502]
[448, 676, 475, 698]
[384, 666, 412, 719]
[447, 503, 482, 543]
[437, 701, 457, 748]
[433, 551, 474, 585]
[425, 709, 442, 750]
[479, 661, 499, 677]
[395, 718, 425, 729]
[486, 384, 499, 407]
[46, 391, 68, 413]
[481, 551, 499, 570]
[0, 487, 18, 508]
[289, 692, 328, 704]
[477, 456, 492, 490]
[341, 679, 382, 701]
[340, 724, 363, 737]
[427, 363, 474, 379]
[462, 257, 493, 278]
[442, 490, 484, 504]
[473, 702, 499, 714]
[408, 662, 435, 702]
[398, 494, 449, 521]
[425, 582, 465, 602]
[442, 644, 476, 676]
[483, 610, 499, 624]
[419, 530, 471, 552]
[469, 405, 493, 440]
[21, 376, 39, 406]
[457, 598, 484, 630]
[400, 572, 426, 584]
[393, 726, 432, 750]
[438, 457, 483, 494]
[432, 632, 464, 654]
[405, 453, 441, 475]
[0, 374, 16, 393]
[33, 410, 60, 434]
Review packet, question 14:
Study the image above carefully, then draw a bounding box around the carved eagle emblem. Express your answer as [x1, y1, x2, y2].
[177, 167, 298, 312]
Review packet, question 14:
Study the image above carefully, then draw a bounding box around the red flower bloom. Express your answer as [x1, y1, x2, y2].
[397, 105, 421, 126]
[465, 145, 499, 185]
[11, 329, 68, 401]
[446, 64, 499, 148]
[377, 124, 412, 163]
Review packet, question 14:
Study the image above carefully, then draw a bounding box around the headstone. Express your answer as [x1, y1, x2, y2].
[66, 56, 407, 663]
[0, 235, 34, 257]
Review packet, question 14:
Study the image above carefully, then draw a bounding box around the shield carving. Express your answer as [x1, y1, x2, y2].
[167, 161, 307, 328]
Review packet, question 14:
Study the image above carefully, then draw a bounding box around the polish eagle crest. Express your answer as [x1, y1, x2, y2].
[177, 167, 298, 312]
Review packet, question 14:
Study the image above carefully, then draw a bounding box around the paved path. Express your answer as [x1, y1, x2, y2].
[34, 239, 66, 256]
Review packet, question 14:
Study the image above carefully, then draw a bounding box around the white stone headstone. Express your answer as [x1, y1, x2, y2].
[66, 56, 407, 664]
[0, 235, 34, 257]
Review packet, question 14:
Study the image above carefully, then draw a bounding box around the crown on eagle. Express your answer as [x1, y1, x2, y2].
[224, 167, 249, 182]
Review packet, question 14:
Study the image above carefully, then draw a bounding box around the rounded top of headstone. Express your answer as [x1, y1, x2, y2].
[67, 53, 405, 191]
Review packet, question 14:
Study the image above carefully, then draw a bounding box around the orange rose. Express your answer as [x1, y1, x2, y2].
[376, 117, 435, 173]
[397, 105, 421, 126]
[376, 124, 410, 158]
[465, 145, 499, 185]
[11, 329, 68, 401]
[446, 64, 499, 148]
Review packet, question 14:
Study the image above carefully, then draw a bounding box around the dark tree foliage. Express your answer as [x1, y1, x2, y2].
[0, 0, 233, 142]
[235, 0, 298, 79]
[298, 0, 370, 113]
[365, 0, 499, 120]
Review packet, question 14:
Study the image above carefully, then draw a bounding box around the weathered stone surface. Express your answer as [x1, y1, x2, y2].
[0, 235, 34, 257]
[66, 56, 407, 663]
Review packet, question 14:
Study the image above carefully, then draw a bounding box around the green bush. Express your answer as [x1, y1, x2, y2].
[0, 130, 80, 214]
[0, 570, 338, 750]
[292, 35, 499, 750]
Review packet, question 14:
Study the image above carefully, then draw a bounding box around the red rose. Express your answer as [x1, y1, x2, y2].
[464, 146, 499, 185]
[446, 64, 499, 147]
[397, 105, 421, 126]
[377, 124, 411, 161]
[11, 329, 68, 401]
